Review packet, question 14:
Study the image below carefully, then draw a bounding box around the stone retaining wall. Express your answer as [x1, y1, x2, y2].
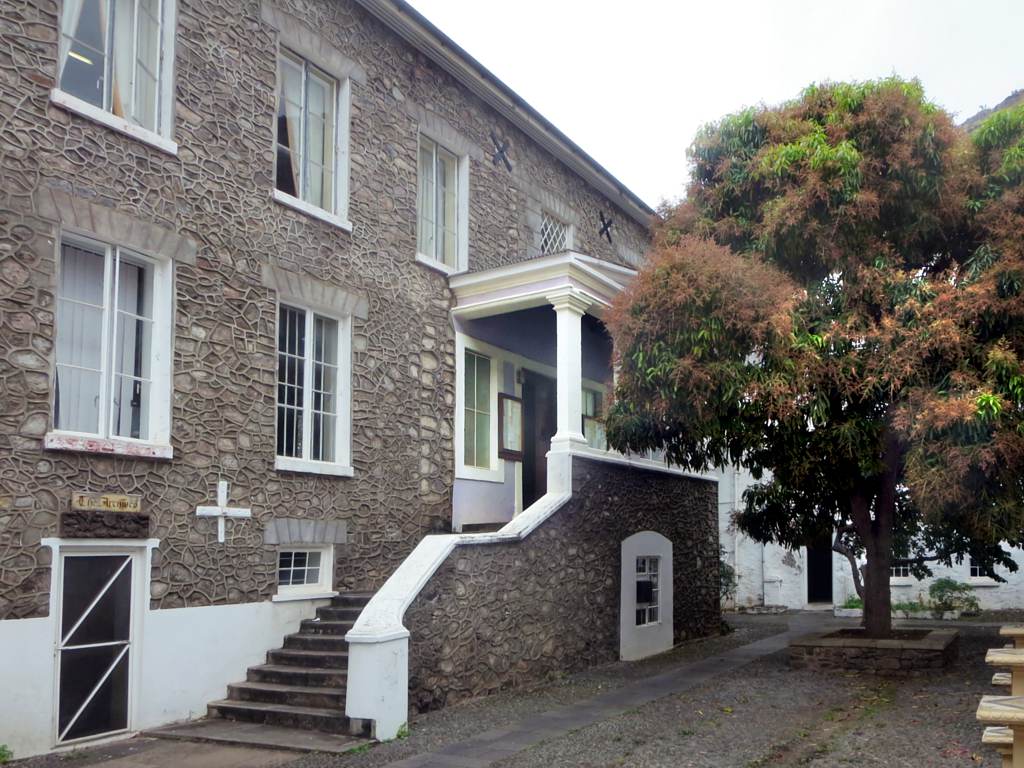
[789, 629, 959, 676]
[404, 457, 719, 712]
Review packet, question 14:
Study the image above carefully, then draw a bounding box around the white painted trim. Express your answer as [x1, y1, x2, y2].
[415, 252, 466, 276]
[620, 532, 673, 661]
[274, 455, 355, 477]
[50, 90, 178, 156]
[272, 189, 353, 232]
[271, 590, 339, 602]
[44, 432, 173, 460]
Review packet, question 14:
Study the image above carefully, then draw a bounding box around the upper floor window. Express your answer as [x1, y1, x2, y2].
[54, 236, 172, 445]
[417, 135, 465, 271]
[58, 0, 175, 138]
[275, 50, 350, 221]
[276, 303, 352, 475]
[539, 212, 569, 255]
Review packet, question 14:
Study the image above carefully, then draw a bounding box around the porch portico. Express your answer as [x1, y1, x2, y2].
[449, 252, 636, 529]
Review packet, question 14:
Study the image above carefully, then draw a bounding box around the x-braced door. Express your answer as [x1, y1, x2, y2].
[57, 554, 134, 743]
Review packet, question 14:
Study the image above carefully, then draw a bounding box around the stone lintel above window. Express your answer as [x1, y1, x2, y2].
[260, 263, 369, 320]
[264, 517, 349, 547]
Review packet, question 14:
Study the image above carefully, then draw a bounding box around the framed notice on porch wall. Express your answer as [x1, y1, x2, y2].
[498, 393, 524, 461]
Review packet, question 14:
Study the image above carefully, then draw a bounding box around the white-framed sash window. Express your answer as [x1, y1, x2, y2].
[276, 546, 333, 594]
[635, 556, 660, 626]
[275, 302, 352, 475]
[416, 134, 468, 273]
[56, 0, 176, 143]
[455, 336, 501, 483]
[274, 49, 351, 225]
[53, 235, 172, 447]
[582, 387, 606, 450]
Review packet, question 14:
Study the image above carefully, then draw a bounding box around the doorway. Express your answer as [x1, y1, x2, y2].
[521, 369, 557, 509]
[806, 537, 834, 605]
[56, 552, 137, 744]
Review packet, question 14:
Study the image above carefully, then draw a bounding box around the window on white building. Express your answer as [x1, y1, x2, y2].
[463, 350, 492, 469]
[539, 212, 569, 255]
[969, 557, 985, 579]
[276, 303, 351, 471]
[275, 50, 347, 216]
[54, 236, 171, 444]
[417, 135, 462, 270]
[636, 556, 660, 626]
[890, 564, 911, 579]
[57, 0, 175, 136]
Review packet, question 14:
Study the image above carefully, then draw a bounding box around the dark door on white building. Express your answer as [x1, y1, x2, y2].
[57, 553, 134, 743]
[521, 369, 557, 509]
[806, 538, 833, 604]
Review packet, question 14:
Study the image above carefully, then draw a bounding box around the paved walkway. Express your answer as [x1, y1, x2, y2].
[378, 627, 798, 768]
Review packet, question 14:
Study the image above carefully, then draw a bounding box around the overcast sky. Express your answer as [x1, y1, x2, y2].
[407, 0, 1023, 208]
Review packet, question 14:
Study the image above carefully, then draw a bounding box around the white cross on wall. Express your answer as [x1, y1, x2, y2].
[195, 480, 252, 543]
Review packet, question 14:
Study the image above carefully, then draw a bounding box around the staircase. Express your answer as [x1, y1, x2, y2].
[206, 592, 372, 737]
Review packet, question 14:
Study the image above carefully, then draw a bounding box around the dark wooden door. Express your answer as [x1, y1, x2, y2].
[522, 370, 557, 509]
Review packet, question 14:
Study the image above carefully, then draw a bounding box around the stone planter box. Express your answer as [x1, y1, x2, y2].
[790, 628, 959, 676]
[831, 607, 961, 620]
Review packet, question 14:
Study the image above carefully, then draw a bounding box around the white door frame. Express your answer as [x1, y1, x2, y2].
[42, 538, 158, 749]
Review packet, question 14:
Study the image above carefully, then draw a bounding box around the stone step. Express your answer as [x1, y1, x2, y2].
[267, 647, 349, 669]
[284, 632, 348, 652]
[227, 680, 345, 709]
[330, 592, 374, 608]
[300, 618, 355, 635]
[249, 664, 348, 688]
[208, 699, 353, 734]
[316, 605, 363, 622]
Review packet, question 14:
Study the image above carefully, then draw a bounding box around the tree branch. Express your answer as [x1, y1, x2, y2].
[833, 529, 864, 599]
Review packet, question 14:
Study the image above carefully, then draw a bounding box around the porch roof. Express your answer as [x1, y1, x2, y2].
[449, 251, 637, 320]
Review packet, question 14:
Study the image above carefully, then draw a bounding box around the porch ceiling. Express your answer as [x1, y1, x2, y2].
[449, 251, 636, 320]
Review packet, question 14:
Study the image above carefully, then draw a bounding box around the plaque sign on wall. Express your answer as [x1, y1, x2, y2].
[70, 492, 143, 514]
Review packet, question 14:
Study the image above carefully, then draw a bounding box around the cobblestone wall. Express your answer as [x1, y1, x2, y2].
[0, 0, 650, 619]
[405, 457, 719, 712]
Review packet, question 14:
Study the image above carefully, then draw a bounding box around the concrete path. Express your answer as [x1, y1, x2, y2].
[378, 624, 806, 768]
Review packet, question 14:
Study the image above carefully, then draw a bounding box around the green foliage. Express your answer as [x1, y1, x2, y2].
[0, 744, 12, 764]
[928, 578, 981, 614]
[841, 595, 863, 609]
[719, 546, 738, 601]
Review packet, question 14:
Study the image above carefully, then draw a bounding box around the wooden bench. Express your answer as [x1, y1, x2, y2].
[988, 649, 1024, 695]
[1002, 626, 1024, 650]
[978, 696, 1024, 768]
[985, 726, 1014, 768]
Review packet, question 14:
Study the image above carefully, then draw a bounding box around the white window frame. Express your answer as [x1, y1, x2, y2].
[415, 131, 469, 275]
[273, 299, 353, 477]
[635, 555, 661, 627]
[51, 0, 178, 155]
[968, 556, 998, 587]
[455, 335, 501, 483]
[890, 563, 912, 583]
[46, 231, 173, 456]
[272, 46, 352, 231]
[273, 545, 335, 601]
[539, 211, 573, 256]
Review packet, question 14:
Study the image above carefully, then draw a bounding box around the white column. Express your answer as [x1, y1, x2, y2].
[548, 288, 591, 455]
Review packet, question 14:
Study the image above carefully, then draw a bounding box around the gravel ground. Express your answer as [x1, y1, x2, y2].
[287, 620, 788, 768]
[488, 623, 1000, 768]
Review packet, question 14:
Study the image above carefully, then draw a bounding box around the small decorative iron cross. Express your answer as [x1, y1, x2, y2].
[599, 211, 613, 243]
[196, 479, 251, 544]
[490, 130, 512, 172]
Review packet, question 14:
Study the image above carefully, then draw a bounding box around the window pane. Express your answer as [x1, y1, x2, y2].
[132, 0, 161, 130]
[304, 68, 336, 211]
[437, 148, 458, 267]
[463, 400, 475, 466]
[60, 0, 108, 109]
[475, 355, 490, 412]
[474, 412, 489, 467]
[275, 54, 304, 199]
[110, 256, 153, 440]
[56, 243, 106, 434]
[417, 139, 436, 257]
[276, 305, 305, 458]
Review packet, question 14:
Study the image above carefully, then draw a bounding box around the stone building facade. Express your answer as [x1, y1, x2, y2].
[0, 0, 714, 757]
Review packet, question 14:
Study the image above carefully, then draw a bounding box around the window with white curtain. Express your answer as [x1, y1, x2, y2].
[276, 303, 351, 471]
[417, 135, 462, 269]
[57, 0, 174, 135]
[275, 50, 341, 214]
[54, 236, 171, 443]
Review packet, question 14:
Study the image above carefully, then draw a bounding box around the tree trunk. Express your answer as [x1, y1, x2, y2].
[861, 528, 893, 637]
